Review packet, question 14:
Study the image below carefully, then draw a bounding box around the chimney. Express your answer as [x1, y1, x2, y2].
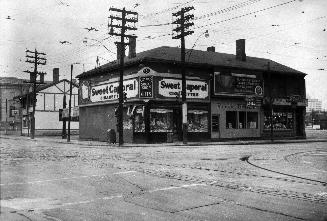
[236, 39, 246, 61]
[207, 46, 215, 52]
[53, 68, 59, 83]
[116, 43, 125, 61]
[128, 37, 136, 58]
[39, 73, 44, 83]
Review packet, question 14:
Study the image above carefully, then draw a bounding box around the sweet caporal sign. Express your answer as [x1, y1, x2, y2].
[158, 78, 208, 99]
[90, 79, 138, 102]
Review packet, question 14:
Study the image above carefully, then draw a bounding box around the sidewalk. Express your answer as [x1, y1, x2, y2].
[1, 133, 327, 148]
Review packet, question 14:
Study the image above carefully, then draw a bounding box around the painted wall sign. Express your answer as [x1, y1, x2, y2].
[90, 78, 138, 102]
[158, 78, 208, 99]
[217, 103, 257, 110]
[214, 72, 263, 96]
[272, 97, 307, 107]
[139, 76, 153, 98]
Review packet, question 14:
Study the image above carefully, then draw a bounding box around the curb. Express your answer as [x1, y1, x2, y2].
[1, 134, 327, 148]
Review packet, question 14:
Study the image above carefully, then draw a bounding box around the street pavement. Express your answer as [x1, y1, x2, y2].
[1, 129, 327, 220]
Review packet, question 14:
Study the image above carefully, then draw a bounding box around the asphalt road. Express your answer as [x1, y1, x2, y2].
[0, 136, 326, 221]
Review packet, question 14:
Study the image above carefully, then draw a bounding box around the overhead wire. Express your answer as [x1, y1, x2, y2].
[194, 0, 297, 29]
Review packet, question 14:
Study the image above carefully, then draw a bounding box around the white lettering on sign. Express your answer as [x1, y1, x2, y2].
[90, 79, 138, 102]
[158, 78, 208, 99]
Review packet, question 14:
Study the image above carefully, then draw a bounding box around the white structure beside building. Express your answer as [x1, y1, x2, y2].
[16, 68, 79, 136]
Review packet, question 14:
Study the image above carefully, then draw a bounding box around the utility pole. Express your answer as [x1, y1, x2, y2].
[108, 7, 138, 146]
[62, 92, 67, 139]
[24, 49, 46, 139]
[267, 61, 274, 142]
[172, 6, 194, 144]
[67, 64, 73, 142]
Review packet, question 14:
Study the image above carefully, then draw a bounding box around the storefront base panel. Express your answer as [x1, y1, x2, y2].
[262, 130, 298, 138]
[133, 132, 210, 144]
[79, 105, 116, 142]
[215, 129, 260, 139]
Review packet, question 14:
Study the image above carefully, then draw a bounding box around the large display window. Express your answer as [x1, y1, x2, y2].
[239, 111, 246, 129]
[264, 111, 293, 130]
[226, 111, 258, 129]
[226, 111, 237, 129]
[247, 112, 258, 129]
[187, 110, 208, 132]
[150, 109, 173, 132]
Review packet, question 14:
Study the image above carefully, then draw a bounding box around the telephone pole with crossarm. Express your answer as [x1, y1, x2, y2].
[108, 7, 138, 146]
[24, 49, 46, 139]
[172, 6, 195, 144]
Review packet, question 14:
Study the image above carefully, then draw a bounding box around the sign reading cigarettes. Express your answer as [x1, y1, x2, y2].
[158, 78, 208, 99]
[90, 78, 138, 102]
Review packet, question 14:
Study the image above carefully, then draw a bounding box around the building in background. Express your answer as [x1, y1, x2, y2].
[305, 97, 326, 128]
[15, 68, 79, 136]
[77, 39, 306, 143]
[307, 98, 322, 112]
[0, 77, 31, 133]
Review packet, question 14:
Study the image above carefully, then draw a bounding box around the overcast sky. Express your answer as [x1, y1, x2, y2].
[1, 0, 326, 108]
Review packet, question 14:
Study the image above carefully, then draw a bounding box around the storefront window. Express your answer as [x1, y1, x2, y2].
[150, 109, 173, 132]
[247, 112, 258, 129]
[239, 111, 246, 129]
[134, 107, 145, 132]
[123, 107, 132, 130]
[188, 110, 208, 132]
[264, 112, 293, 130]
[226, 111, 237, 129]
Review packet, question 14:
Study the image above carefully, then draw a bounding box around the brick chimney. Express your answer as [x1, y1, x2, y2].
[39, 72, 44, 83]
[207, 46, 215, 52]
[207, 46, 216, 52]
[53, 68, 59, 83]
[128, 37, 136, 58]
[236, 39, 246, 61]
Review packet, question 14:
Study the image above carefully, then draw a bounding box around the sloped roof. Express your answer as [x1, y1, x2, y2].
[14, 79, 78, 100]
[77, 46, 306, 78]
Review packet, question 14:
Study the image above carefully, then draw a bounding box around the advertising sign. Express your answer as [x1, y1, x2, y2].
[158, 78, 208, 99]
[90, 78, 138, 102]
[139, 76, 153, 98]
[214, 72, 263, 96]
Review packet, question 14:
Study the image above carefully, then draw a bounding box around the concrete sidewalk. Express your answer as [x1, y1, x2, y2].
[1, 133, 327, 148]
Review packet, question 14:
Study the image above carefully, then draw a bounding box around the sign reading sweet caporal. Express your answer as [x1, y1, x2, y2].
[90, 78, 138, 102]
[158, 78, 208, 99]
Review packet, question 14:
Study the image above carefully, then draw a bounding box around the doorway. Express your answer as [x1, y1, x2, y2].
[173, 108, 182, 141]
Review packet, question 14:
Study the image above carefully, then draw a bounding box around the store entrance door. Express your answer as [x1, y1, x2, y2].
[173, 108, 182, 141]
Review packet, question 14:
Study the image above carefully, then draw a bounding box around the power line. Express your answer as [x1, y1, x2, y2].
[140, 0, 195, 19]
[138, 0, 263, 28]
[138, 0, 298, 41]
[194, 0, 297, 29]
[193, 0, 263, 21]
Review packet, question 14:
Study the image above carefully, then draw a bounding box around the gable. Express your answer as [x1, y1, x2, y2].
[38, 80, 78, 94]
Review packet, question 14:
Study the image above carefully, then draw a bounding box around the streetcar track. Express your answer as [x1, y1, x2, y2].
[108, 155, 327, 204]
[111, 154, 327, 187]
[114, 164, 327, 204]
[242, 155, 327, 186]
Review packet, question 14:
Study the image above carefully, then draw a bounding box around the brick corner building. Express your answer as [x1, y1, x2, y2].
[77, 39, 306, 143]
